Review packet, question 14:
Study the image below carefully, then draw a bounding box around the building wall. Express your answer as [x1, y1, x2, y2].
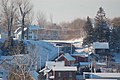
[57, 56, 75, 66]
[0, 33, 8, 39]
[53, 71, 76, 80]
[72, 56, 88, 63]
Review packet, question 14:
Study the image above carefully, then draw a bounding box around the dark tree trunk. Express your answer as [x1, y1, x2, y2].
[8, 19, 11, 37]
[21, 15, 25, 40]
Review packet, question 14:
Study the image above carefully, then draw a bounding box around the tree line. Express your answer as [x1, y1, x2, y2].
[0, 0, 120, 51]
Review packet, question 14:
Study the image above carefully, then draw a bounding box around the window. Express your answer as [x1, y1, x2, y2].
[58, 72, 61, 77]
[29, 31, 32, 34]
[0, 72, 3, 75]
[29, 36, 32, 39]
[69, 72, 72, 77]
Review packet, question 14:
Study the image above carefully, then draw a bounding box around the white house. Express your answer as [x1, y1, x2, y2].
[14, 25, 41, 40]
[39, 61, 77, 80]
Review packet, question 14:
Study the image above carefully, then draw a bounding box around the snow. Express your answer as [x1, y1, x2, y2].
[64, 53, 76, 61]
[72, 51, 88, 57]
[0, 40, 58, 79]
[18, 28, 27, 35]
[52, 66, 77, 71]
[31, 70, 39, 80]
[56, 53, 75, 61]
[0, 56, 13, 61]
[84, 72, 120, 78]
[29, 25, 41, 30]
[24, 40, 58, 68]
[0, 64, 9, 80]
[14, 25, 40, 34]
[75, 48, 84, 53]
[113, 53, 120, 63]
[43, 38, 83, 44]
[80, 62, 91, 66]
[46, 61, 64, 69]
[39, 61, 77, 76]
[79, 62, 106, 66]
[93, 42, 109, 49]
[14, 27, 27, 35]
[14, 27, 21, 34]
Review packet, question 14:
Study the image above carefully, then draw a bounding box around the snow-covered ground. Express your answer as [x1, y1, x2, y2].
[113, 53, 120, 63]
[0, 39, 58, 69]
[24, 40, 58, 68]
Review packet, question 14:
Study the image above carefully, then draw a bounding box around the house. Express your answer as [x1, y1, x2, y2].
[51, 66, 77, 80]
[0, 32, 8, 39]
[93, 42, 109, 54]
[39, 61, 77, 80]
[14, 25, 40, 40]
[92, 42, 111, 63]
[71, 51, 89, 63]
[55, 53, 76, 66]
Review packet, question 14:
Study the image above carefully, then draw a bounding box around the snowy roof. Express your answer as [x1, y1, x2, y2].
[64, 53, 76, 61]
[39, 62, 77, 75]
[14, 27, 21, 34]
[46, 61, 64, 69]
[93, 42, 109, 49]
[79, 62, 91, 66]
[44, 39, 82, 44]
[56, 53, 75, 61]
[72, 51, 88, 57]
[14, 27, 27, 35]
[52, 66, 77, 71]
[14, 25, 40, 34]
[31, 71, 39, 80]
[29, 25, 40, 30]
[40, 66, 77, 75]
[84, 73, 120, 78]
[0, 56, 14, 61]
[79, 62, 106, 66]
[75, 48, 84, 53]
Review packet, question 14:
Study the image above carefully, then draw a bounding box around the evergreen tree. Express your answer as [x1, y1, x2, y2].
[110, 17, 120, 52]
[83, 16, 94, 46]
[94, 7, 110, 42]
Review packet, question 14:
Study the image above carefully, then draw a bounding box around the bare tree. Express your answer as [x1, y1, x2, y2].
[37, 11, 47, 28]
[0, 0, 17, 37]
[17, 0, 33, 40]
[2, 41, 38, 80]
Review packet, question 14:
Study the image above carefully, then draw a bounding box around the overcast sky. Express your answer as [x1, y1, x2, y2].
[31, 0, 120, 24]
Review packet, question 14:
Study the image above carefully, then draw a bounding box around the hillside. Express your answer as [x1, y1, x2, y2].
[0, 39, 58, 69]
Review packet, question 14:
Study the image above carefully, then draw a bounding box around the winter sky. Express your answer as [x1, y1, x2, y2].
[32, 0, 120, 24]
